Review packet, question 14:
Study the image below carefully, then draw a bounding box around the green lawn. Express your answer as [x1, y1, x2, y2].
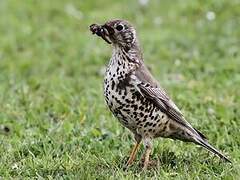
[0, 0, 239, 179]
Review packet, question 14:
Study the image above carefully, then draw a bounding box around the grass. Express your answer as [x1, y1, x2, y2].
[0, 0, 239, 179]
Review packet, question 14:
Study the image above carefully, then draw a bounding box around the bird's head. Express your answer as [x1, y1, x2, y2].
[90, 19, 137, 50]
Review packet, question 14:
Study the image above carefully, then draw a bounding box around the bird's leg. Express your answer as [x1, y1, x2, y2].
[125, 134, 142, 167]
[126, 141, 141, 166]
[142, 147, 152, 170]
[142, 138, 153, 170]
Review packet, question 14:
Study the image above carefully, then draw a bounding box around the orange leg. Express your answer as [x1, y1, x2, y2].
[142, 138, 153, 170]
[142, 147, 152, 170]
[126, 141, 141, 167]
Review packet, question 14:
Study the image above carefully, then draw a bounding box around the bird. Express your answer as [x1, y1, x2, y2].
[89, 19, 231, 169]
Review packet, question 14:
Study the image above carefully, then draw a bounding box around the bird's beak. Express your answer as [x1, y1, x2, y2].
[90, 23, 113, 44]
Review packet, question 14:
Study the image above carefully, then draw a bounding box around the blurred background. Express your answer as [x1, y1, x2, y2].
[0, 0, 239, 178]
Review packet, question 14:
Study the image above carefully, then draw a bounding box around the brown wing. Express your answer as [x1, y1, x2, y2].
[131, 64, 207, 139]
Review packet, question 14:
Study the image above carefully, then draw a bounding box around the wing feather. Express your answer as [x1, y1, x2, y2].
[130, 64, 206, 138]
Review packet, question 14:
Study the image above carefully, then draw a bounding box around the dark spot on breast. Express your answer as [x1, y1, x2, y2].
[131, 104, 138, 111]
[149, 107, 155, 116]
[164, 120, 169, 125]
[130, 89, 135, 93]
[122, 108, 130, 113]
[158, 122, 162, 127]
[126, 99, 131, 103]
[124, 89, 127, 96]
[133, 112, 137, 117]
[111, 81, 115, 90]
[139, 106, 144, 111]
[118, 89, 122, 95]
[144, 122, 150, 127]
[132, 95, 136, 100]
[116, 98, 123, 105]
[125, 104, 130, 108]
[169, 123, 176, 130]
[162, 126, 167, 132]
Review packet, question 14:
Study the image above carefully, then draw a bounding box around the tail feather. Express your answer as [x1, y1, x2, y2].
[168, 121, 231, 162]
[194, 128, 207, 140]
[195, 137, 231, 163]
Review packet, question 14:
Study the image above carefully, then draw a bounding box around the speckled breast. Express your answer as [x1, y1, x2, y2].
[102, 52, 171, 138]
[103, 69, 136, 128]
[103, 70, 166, 136]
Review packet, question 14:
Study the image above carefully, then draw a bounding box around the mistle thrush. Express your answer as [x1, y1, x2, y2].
[90, 19, 231, 169]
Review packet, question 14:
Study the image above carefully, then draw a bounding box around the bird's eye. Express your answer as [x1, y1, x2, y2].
[116, 24, 124, 31]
